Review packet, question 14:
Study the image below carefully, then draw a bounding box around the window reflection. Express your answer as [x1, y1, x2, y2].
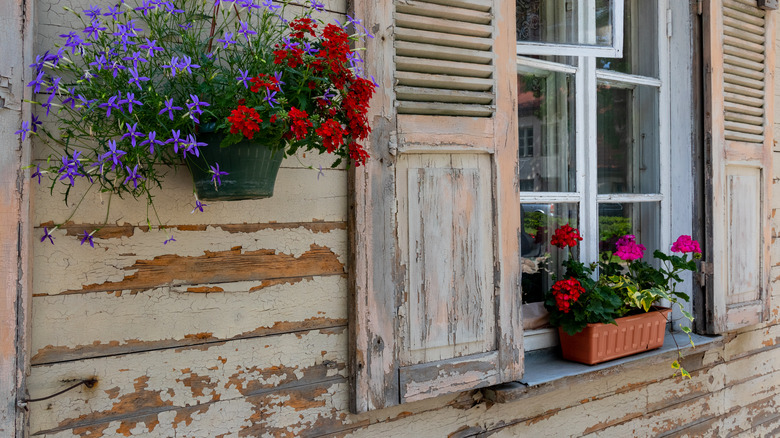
[517, 0, 613, 46]
[517, 70, 576, 192]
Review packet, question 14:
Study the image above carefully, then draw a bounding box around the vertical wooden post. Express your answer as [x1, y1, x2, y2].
[0, 0, 33, 436]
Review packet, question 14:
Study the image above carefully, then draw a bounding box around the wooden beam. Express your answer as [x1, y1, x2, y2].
[0, 0, 33, 436]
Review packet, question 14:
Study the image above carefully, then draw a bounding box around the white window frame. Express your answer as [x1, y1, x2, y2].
[516, 0, 625, 57]
[518, 0, 673, 351]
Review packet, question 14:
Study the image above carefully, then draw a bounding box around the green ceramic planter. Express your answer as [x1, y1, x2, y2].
[188, 132, 284, 201]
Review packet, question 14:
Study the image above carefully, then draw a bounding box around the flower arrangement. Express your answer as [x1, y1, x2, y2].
[19, 0, 376, 244]
[544, 225, 701, 376]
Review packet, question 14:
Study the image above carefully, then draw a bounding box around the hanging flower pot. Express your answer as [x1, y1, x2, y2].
[188, 132, 284, 201]
[558, 307, 672, 365]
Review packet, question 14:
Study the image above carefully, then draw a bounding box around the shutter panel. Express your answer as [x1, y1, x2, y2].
[702, 0, 774, 333]
[349, 0, 523, 413]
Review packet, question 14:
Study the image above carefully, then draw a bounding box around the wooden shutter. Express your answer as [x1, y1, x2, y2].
[349, 0, 522, 412]
[702, 0, 774, 333]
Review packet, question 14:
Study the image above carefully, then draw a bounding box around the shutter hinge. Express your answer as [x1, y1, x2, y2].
[696, 0, 703, 16]
[666, 8, 673, 38]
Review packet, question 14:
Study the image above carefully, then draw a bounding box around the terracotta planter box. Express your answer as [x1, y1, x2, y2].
[558, 307, 672, 365]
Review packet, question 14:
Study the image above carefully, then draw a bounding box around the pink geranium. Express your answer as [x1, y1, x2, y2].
[614, 234, 646, 261]
[671, 235, 701, 254]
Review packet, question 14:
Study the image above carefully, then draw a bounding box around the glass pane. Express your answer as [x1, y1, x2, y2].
[517, 68, 576, 192]
[598, 202, 660, 261]
[521, 203, 579, 304]
[597, 0, 658, 77]
[597, 83, 659, 194]
[517, 0, 613, 47]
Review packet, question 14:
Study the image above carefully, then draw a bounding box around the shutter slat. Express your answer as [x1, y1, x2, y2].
[409, 0, 492, 12]
[723, 44, 765, 64]
[724, 72, 765, 91]
[723, 54, 764, 73]
[723, 2, 766, 26]
[395, 0, 492, 24]
[395, 27, 493, 51]
[725, 82, 765, 99]
[397, 101, 494, 117]
[723, 0, 767, 17]
[395, 41, 493, 65]
[724, 119, 764, 135]
[723, 63, 765, 82]
[724, 101, 764, 118]
[724, 91, 764, 108]
[723, 35, 765, 56]
[395, 56, 493, 78]
[395, 13, 492, 38]
[396, 71, 494, 91]
[724, 25, 765, 45]
[722, 15, 765, 36]
[725, 131, 766, 143]
[396, 86, 494, 104]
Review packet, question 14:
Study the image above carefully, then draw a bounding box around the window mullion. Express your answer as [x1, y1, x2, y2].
[581, 56, 599, 266]
[658, 0, 672, 252]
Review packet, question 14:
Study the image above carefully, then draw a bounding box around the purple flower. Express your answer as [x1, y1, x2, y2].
[140, 131, 163, 154]
[89, 54, 108, 71]
[124, 164, 145, 189]
[61, 31, 91, 53]
[128, 67, 150, 90]
[15, 121, 30, 141]
[103, 5, 122, 20]
[83, 5, 102, 18]
[108, 60, 126, 78]
[139, 38, 163, 57]
[27, 71, 45, 93]
[210, 163, 228, 186]
[99, 94, 122, 117]
[262, 0, 280, 11]
[162, 1, 184, 14]
[182, 135, 206, 158]
[83, 19, 107, 40]
[186, 94, 209, 123]
[179, 22, 193, 30]
[346, 14, 373, 38]
[100, 139, 126, 171]
[317, 164, 324, 180]
[122, 51, 148, 68]
[159, 98, 182, 120]
[163, 236, 176, 245]
[134, 0, 155, 15]
[281, 37, 299, 50]
[29, 54, 46, 72]
[238, 21, 257, 41]
[236, 69, 250, 88]
[46, 76, 62, 94]
[31, 164, 42, 183]
[58, 151, 83, 186]
[177, 55, 199, 74]
[31, 115, 42, 133]
[216, 32, 237, 49]
[264, 89, 278, 108]
[302, 41, 318, 56]
[80, 230, 95, 248]
[167, 129, 185, 152]
[310, 0, 325, 11]
[162, 56, 179, 77]
[62, 88, 77, 109]
[77, 94, 97, 109]
[191, 199, 207, 213]
[41, 227, 55, 244]
[119, 92, 143, 113]
[122, 123, 143, 147]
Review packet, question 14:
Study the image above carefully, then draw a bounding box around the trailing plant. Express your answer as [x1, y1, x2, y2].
[544, 225, 701, 377]
[17, 0, 376, 244]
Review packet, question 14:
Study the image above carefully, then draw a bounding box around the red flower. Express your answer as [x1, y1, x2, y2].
[290, 17, 317, 39]
[288, 107, 312, 140]
[551, 278, 585, 313]
[315, 119, 345, 153]
[228, 105, 262, 139]
[550, 224, 583, 248]
[269, 114, 277, 124]
[348, 142, 369, 167]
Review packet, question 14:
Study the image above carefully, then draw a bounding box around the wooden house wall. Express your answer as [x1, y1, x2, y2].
[26, 1, 780, 437]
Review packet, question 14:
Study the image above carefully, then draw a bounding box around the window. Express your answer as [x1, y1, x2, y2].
[518, 0, 670, 348]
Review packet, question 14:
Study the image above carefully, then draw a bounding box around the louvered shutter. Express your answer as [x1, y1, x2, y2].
[349, 0, 522, 413]
[701, 0, 774, 333]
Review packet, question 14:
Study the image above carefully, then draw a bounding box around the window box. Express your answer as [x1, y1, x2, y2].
[558, 307, 671, 365]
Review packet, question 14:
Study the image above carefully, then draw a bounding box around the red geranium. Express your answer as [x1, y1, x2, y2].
[288, 107, 312, 140]
[551, 224, 583, 248]
[551, 278, 585, 313]
[227, 105, 262, 139]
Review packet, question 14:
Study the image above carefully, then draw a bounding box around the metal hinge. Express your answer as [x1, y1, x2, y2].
[667, 9, 673, 38]
[697, 0, 703, 16]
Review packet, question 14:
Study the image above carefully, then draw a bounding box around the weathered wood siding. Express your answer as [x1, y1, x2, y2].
[24, 1, 780, 438]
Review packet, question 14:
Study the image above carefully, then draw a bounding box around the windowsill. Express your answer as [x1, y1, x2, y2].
[484, 331, 723, 404]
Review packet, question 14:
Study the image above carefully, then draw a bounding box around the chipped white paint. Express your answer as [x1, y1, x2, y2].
[32, 226, 346, 296]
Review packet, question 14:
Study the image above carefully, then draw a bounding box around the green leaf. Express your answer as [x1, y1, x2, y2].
[671, 360, 680, 369]
[681, 368, 691, 379]
[681, 326, 692, 333]
[681, 309, 694, 321]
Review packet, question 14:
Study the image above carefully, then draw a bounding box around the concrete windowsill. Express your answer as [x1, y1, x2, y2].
[484, 331, 723, 404]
